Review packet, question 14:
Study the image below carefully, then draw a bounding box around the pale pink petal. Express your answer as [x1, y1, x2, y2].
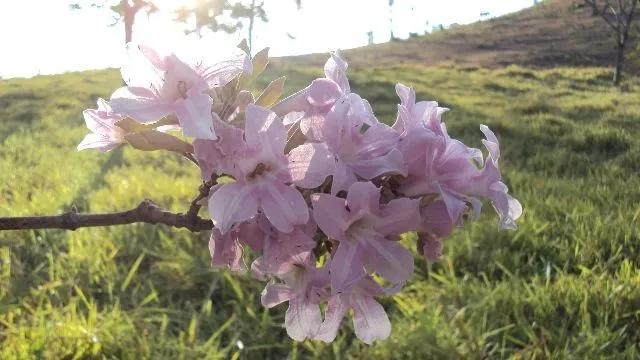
[77, 133, 123, 152]
[376, 198, 422, 236]
[271, 86, 311, 117]
[480, 124, 500, 163]
[208, 230, 246, 272]
[314, 295, 348, 343]
[196, 50, 252, 88]
[330, 242, 366, 293]
[245, 104, 286, 152]
[261, 183, 309, 233]
[307, 78, 342, 108]
[351, 148, 407, 179]
[237, 219, 266, 252]
[324, 51, 350, 93]
[421, 200, 456, 237]
[299, 109, 329, 141]
[311, 194, 350, 240]
[351, 295, 391, 344]
[208, 183, 259, 234]
[330, 160, 357, 195]
[395, 83, 415, 108]
[288, 143, 334, 189]
[172, 87, 216, 140]
[110, 86, 173, 124]
[261, 282, 293, 308]
[364, 238, 414, 285]
[82, 108, 119, 134]
[438, 185, 469, 223]
[345, 181, 380, 214]
[285, 296, 322, 341]
[417, 233, 443, 263]
[121, 43, 168, 91]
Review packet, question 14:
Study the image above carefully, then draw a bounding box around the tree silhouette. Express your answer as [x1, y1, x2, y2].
[70, 0, 158, 44]
[584, 0, 639, 85]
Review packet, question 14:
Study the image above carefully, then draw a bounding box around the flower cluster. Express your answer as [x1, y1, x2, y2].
[79, 41, 522, 344]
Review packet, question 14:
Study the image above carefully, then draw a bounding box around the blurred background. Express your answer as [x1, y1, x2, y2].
[1, 0, 640, 359]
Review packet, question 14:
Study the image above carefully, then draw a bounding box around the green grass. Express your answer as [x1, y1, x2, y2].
[1, 63, 640, 359]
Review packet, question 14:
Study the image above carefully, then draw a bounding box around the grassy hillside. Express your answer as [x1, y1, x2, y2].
[276, 0, 632, 73]
[1, 62, 640, 358]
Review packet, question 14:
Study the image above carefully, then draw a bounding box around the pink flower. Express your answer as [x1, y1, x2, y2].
[208, 227, 246, 272]
[77, 99, 126, 152]
[314, 274, 393, 344]
[416, 200, 460, 263]
[208, 104, 309, 234]
[250, 214, 317, 278]
[271, 52, 357, 140]
[193, 116, 245, 181]
[110, 43, 251, 140]
[289, 94, 406, 194]
[312, 181, 421, 292]
[261, 262, 330, 341]
[465, 126, 523, 230]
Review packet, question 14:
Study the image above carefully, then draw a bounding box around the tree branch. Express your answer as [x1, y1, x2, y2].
[0, 199, 213, 232]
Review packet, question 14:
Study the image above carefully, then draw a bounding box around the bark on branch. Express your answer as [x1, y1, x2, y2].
[0, 199, 213, 232]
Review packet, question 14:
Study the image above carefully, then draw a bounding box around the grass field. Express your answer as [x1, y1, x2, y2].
[1, 61, 640, 359]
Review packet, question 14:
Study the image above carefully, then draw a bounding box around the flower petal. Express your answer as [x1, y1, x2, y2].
[285, 296, 322, 341]
[196, 49, 252, 88]
[351, 295, 391, 344]
[330, 242, 366, 294]
[261, 282, 293, 308]
[110, 86, 173, 124]
[288, 143, 334, 189]
[314, 295, 349, 343]
[324, 51, 350, 93]
[311, 193, 350, 240]
[345, 181, 380, 214]
[245, 104, 286, 152]
[261, 183, 309, 233]
[376, 197, 422, 236]
[77, 133, 123, 153]
[172, 87, 216, 140]
[208, 183, 259, 234]
[364, 238, 414, 285]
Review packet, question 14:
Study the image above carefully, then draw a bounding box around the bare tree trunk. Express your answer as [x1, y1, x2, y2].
[613, 39, 624, 86]
[248, 0, 256, 54]
[124, 12, 134, 44]
[122, 0, 136, 44]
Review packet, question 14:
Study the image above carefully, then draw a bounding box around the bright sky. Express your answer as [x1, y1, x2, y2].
[0, 0, 533, 79]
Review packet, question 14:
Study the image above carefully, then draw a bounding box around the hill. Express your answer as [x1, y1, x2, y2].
[1, 60, 640, 358]
[276, 0, 629, 71]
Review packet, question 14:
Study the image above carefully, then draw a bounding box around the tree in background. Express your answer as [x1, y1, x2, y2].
[70, 0, 158, 44]
[584, 0, 639, 85]
[388, 0, 395, 40]
[176, 0, 302, 54]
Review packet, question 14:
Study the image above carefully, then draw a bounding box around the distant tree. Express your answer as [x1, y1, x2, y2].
[584, 0, 639, 85]
[176, 0, 302, 54]
[70, 1, 158, 44]
[388, 0, 395, 40]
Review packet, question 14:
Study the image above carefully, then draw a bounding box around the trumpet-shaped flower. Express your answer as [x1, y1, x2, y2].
[208, 227, 246, 272]
[77, 98, 126, 152]
[289, 94, 406, 194]
[312, 181, 421, 292]
[261, 261, 330, 341]
[208, 104, 309, 234]
[271, 52, 361, 140]
[314, 274, 393, 344]
[110, 43, 251, 140]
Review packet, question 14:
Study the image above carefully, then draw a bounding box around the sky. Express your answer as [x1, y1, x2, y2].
[0, 0, 534, 79]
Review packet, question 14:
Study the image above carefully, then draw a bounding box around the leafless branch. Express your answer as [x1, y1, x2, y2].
[0, 199, 213, 232]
